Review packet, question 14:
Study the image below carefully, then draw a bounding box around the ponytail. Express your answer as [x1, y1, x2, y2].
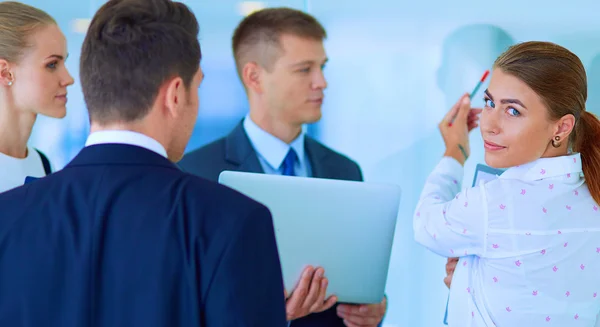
[574, 111, 600, 205]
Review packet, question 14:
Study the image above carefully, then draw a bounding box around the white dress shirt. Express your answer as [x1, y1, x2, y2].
[243, 115, 311, 177]
[414, 153, 600, 326]
[85, 130, 167, 158]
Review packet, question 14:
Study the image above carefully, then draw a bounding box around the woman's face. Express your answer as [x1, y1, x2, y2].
[480, 69, 573, 168]
[10, 23, 74, 118]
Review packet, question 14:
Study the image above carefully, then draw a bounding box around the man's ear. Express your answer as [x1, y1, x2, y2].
[163, 76, 185, 118]
[241, 61, 263, 94]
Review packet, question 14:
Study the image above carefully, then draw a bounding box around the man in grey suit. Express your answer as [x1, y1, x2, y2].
[179, 7, 387, 327]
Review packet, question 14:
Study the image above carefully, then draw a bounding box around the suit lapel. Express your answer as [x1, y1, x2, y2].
[224, 121, 264, 174]
[224, 122, 335, 178]
[305, 136, 331, 179]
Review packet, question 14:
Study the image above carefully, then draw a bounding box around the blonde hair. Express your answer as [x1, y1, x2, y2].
[0, 1, 56, 63]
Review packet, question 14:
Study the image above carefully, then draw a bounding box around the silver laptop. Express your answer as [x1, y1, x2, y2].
[218, 171, 401, 304]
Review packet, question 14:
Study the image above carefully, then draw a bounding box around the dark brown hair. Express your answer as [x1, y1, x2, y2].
[232, 7, 326, 79]
[495, 41, 600, 204]
[80, 0, 201, 123]
[0, 1, 56, 63]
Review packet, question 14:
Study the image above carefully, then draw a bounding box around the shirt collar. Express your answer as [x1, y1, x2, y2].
[243, 115, 306, 170]
[499, 153, 582, 181]
[85, 130, 168, 158]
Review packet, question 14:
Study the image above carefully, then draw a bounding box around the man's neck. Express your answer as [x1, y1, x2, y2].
[248, 111, 302, 144]
[89, 121, 168, 151]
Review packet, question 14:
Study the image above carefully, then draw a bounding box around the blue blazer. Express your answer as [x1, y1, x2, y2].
[179, 122, 363, 327]
[0, 144, 286, 327]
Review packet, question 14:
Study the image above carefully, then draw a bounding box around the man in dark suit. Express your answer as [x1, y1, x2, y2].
[179, 7, 387, 327]
[0, 1, 286, 326]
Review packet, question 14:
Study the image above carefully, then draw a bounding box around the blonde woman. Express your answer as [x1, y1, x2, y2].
[0, 1, 74, 193]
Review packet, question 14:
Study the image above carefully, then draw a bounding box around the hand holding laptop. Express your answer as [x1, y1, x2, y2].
[337, 296, 387, 327]
[284, 266, 337, 320]
[219, 171, 400, 305]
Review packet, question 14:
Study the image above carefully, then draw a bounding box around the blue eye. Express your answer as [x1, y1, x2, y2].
[46, 62, 57, 69]
[507, 108, 521, 117]
[484, 98, 495, 108]
[298, 67, 310, 73]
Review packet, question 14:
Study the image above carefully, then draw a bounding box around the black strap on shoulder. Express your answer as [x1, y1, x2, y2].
[35, 149, 52, 176]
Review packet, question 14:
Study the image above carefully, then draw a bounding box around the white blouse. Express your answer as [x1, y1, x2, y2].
[414, 153, 600, 326]
[0, 146, 47, 193]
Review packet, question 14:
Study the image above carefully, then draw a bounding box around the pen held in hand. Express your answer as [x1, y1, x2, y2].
[458, 144, 469, 160]
[448, 70, 490, 127]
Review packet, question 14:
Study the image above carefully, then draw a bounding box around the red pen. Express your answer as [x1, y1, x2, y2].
[448, 70, 490, 127]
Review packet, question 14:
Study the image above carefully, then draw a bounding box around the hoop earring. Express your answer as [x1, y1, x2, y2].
[551, 136, 561, 148]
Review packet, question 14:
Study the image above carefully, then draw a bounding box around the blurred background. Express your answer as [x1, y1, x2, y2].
[18, 0, 600, 326]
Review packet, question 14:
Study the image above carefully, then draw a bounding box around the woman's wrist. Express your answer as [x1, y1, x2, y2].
[444, 146, 467, 166]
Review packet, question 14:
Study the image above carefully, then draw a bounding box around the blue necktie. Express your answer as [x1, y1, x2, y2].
[281, 148, 297, 176]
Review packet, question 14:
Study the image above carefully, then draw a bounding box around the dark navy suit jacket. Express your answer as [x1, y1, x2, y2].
[0, 143, 287, 327]
[179, 122, 363, 327]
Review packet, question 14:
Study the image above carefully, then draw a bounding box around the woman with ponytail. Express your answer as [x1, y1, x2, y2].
[0, 2, 74, 192]
[574, 110, 600, 203]
[414, 41, 600, 326]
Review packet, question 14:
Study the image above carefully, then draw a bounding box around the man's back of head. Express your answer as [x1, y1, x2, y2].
[0, 3, 288, 326]
[80, 0, 203, 161]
